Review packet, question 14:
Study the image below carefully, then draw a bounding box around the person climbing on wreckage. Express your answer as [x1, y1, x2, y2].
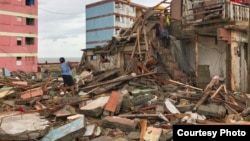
[159, 8, 173, 48]
[59, 57, 75, 96]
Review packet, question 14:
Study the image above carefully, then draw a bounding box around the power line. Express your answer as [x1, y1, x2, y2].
[38, 7, 83, 15]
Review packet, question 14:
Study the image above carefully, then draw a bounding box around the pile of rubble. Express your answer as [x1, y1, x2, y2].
[1, 0, 250, 140]
[0, 68, 250, 141]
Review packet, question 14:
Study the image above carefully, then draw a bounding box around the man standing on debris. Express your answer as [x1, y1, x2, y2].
[159, 9, 171, 48]
[59, 57, 75, 96]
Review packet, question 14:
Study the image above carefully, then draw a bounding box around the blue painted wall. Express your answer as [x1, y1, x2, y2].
[86, 2, 115, 49]
[86, 16, 114, 30]
[86, 2, 114, 18]
[87, 29, 114, 41]
[86, 28, 114, 48]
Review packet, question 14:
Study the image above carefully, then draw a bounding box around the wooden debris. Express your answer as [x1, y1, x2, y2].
[104, 91, 121, 114]
[42, 114, 85, 141]
[193, 75, 220, 111]
[168, 79, 203, 91]
[21, 87, 43, 99]
[140, 119, 148, 141]
[80, 96, 110, 117]
[0, 87, 15, 99]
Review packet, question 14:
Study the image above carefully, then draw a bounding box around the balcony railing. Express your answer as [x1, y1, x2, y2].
[182, 0, 249, 26]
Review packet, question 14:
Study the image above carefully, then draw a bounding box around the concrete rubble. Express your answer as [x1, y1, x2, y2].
[1, 0, 250, 141]
[1, 63, 250, 141]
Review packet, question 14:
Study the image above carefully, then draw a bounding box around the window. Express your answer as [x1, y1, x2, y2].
[16, 57, 22, 66]
[17, 37, 22, 45]
[17, 16, 22, 22]
[120, 3, 123, 10]
[115, 2, 120, 8]
[115, 16, 120, 22]
[25, 37, 34, 45]
[115, 29, 120, 35]
[15, 16, 23, 25]
[25, 0, 34, 6]
[90, 55, 96, 61]
[26, 18, 34, 25]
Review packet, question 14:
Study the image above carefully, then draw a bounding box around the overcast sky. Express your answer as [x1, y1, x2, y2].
[38, 0, 164, 58]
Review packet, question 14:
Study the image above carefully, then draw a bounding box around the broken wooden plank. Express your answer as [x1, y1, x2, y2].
[12, 81, 28, 86]
[88, 68, 120, 85]
[80, 96, 110, 117]
[213, 97, 244, 111]
[168, 79, 203, 91]
[42, 114, 85, 141]
[193, 76, 220, 111]
[0, 87, 15, 99]
[21, 87, 43, 99]
[42, 73, 53, 91]
[193, 90, 211, 111]
[140, 119, 147, 141]
[119, 113, 190, 120]
[104, 91, 121, 113]
[143, 26, 149, 51]
[102, 116, 138, 132]
[135, 61, 167, 85]
[210, 84, 223, 99]
[91, 81, 124, 95]
[80, 72, 156, 90]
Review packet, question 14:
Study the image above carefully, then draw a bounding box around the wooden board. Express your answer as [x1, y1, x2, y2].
[42, 115, 85, 141]
[21, 87, 43, 99]
[104, 91, 121, 113]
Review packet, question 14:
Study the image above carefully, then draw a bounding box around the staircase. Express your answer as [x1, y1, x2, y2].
[155, 44, 186, 83]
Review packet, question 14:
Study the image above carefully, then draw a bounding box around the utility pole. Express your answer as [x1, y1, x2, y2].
[247, 1, 250, 93]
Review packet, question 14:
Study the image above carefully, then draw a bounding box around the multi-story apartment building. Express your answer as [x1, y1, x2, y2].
[85, 0, 146, 49]
[0, 0, 38, 72]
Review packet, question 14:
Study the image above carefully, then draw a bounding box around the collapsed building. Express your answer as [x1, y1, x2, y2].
[1, 0, 250, 140]
[79, 0, 250, 92]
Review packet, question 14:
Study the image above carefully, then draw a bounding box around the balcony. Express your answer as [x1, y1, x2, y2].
[182, 0, 249, 28]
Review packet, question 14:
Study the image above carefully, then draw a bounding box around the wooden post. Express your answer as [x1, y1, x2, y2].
[195, 35, 198, 77]
[247, 1, 250, 93]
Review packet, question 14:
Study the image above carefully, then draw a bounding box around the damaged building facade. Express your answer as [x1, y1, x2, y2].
[80, 0, 250, 92]
[181, 0, 249, 91]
